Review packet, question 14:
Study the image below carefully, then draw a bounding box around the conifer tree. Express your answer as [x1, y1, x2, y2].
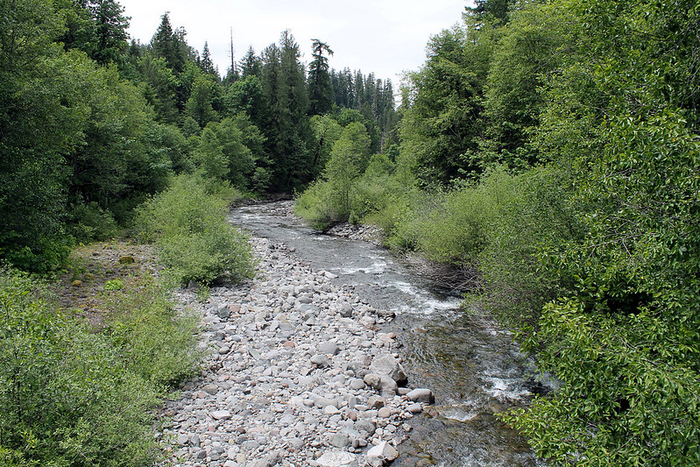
[199, 41, 218, 78]
[239, 46, 262, 78]
[308, 39, 334, 116]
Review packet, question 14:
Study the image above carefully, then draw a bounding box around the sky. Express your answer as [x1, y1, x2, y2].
[118, 0, 470, 85]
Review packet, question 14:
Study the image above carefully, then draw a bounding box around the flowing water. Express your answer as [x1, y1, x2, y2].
[229, 201, 548, 466]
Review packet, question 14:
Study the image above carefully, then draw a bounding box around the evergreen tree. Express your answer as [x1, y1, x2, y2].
[260, 31, 313, 191]
[90, 0, 130, 64]
[239, 46, 262, 78]
[138, 52, 179, 124]
[399, 24, 492, 186]
[199, 41, 218, 78]
[185, 73, 220, 129]
[151, 12, 191, 74]
[308, 39, 334, 116]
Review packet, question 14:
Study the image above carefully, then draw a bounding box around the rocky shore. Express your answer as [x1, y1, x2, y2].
[159, 234, 434, 467]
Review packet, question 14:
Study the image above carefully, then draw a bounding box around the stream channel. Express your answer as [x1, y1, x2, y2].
[229, 201, 548, 466]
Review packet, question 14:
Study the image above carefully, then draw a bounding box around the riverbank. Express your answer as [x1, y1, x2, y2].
[158, 234, 434, 466]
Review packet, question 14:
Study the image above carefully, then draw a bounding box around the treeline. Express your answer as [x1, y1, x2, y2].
[296, 0, 700, 464]
[0, 0, 398, 273]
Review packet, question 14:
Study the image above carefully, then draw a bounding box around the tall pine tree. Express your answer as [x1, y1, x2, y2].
[308, 39, 334, 116]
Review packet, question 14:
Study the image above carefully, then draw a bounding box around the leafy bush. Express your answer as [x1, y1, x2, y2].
[102, 273, 201, 387]
[69, 201, 120, 242]
[294, 179, 341, 230]
[0, 267, 200, 466]
[136, 173, 254, 284]
[475, 166, 583, 329]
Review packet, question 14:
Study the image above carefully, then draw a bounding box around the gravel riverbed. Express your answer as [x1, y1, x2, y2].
[158, 234, 434, 467]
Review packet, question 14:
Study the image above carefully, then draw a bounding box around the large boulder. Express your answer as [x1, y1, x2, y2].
[366, 441, 399, 466]
[369, 355, 408, 385]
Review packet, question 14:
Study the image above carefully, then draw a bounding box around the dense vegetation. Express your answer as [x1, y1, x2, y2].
[0, 266, 201, 465]
[296, 0, 700, 464]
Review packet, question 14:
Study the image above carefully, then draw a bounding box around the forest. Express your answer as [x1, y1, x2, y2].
[1, 0, 699, 465]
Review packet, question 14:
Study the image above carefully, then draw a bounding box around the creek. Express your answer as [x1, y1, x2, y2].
[229, 201, 547, 466]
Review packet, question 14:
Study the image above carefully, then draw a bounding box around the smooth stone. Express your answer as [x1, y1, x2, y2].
[202, 384, 219, 395]
[379, 375, 398, 396]
[406, 388, 435, 403]
[316, 451, 357, 467]
[339, 303, 353, 317]
[407, 403, 423, 414]
[349, 378, 365, 390]
[329, 433, 351, 448]
[310, 354, 332, 367]
[319, 342, 340, 355]
[377, 407, 392, 418]
[363, 374, 381, 390]
[355, 419, 376, 436]
[367, 396, 385, 409]
[370, 355, 408, 385]
[211, 410, 232, 420]
[315, 396, 339, 409]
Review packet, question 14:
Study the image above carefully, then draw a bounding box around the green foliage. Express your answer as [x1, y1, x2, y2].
[309, 114, 343, 176]
[185, 73, 220, 129]
[308, 39, 334, 116]
[295, 121, 372, 225]
[495, 0, 700, 463]
[0, 267, 200, 465]
[136, 53, 179, 123]
[194, 116, 266, 191]
[399, 24, 492, 186]
[103, 278, 123, 290]
[475, 166, 583, 329]
[102, 273, 202, 386]
[136, 173, 254, 285]
[296, 0, 700, 462]
[483, 2, 571, 161]
[68, 201, 120, 242]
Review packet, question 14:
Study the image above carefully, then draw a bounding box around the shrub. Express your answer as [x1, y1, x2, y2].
[69, 201, 120, 242]
[474, 166, 583, 329]
[136, 173, 254, 284]
[102, 273, 202, 387]
[0, 267, 199, 466]
[294, 179, 344, 230]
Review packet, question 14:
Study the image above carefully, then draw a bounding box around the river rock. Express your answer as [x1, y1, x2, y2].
[210, 410, 232, 420]
[364, 373, 382, 390]
[406, 388, 435, 404]
[317, 451, 357, 467]
[311, 354, 332, 367]
[156, 224, 426, 466]
[379, 375, 398, 396]
[370, 355, 408, 385]
[367, 396, 385, 409]
[367, 441, 399, 466]
[319, 342, 340, 355]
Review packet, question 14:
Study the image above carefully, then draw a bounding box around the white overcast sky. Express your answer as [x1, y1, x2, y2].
[118, 0, 470, 84]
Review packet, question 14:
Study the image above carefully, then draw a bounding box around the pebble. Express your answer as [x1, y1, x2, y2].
[158, 235, 433, 466]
